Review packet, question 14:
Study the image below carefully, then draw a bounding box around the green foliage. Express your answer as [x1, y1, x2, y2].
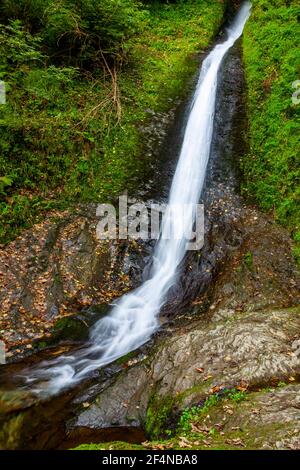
[178, 389, 247, 434]
[0, 175, 13, 196]
[1, 0, 147, 66]
[0, 0, 224, 243]
[277, 381, 288, 388]
[244, 251, 254, 270]
[0, 0, 50, 31]
[242, 0, 300, 258]
[0, 20, 43, 70]
[226, 389, 247, 402]
[73, 442, 145, 450]
[178, 405, 203, 434]
[146, 395, 175, 439]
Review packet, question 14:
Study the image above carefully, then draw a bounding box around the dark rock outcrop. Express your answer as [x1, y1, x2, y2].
[0, 205, 151, 358]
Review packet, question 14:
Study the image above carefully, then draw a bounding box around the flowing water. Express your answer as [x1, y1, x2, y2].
[21, 2, 251, 396]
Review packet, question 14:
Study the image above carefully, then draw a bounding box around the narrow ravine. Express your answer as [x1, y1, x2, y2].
[12, 2, 252, 397]
[0, 20, 249, 449]
[1, 1, 300, 451]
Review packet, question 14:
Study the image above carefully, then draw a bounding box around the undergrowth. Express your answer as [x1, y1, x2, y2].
[242, 0, 300, 264]
[0, 0, 225, 243]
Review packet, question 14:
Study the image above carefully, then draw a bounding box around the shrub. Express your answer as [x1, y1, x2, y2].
[0, 0, 148, 67]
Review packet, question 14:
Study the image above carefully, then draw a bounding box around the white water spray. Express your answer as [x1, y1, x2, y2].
[23, 2, 251, 395]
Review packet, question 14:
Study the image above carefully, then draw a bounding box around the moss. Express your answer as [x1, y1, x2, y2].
[242, 0, 300, 263]
[0, 412, 25, 450]
[31, 315, 91, 352]
[51, 316, 89, 342]
[179, 378, 214, 401]
[0, 0, 225, 243]
[144, 384, 248, 442]
[177, 388, 247, 435]
[35, 341, 47, 350]
[115, 350, 136, 366]
[72, 384, 300, 450]
[145, 394, 177, 440]
[73, 442, 145, 451]
[244, 251, 254, 271]
[72, 421, 291, 451]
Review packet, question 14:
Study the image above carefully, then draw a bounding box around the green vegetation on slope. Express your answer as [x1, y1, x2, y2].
[0, 0, 225, 243]
[73, 388, 253, 450]
[242, 0, 300, 261]
[73, 384, 300, 450]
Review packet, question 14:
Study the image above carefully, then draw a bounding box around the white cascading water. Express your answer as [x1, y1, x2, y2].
[23, 2, 251, 395]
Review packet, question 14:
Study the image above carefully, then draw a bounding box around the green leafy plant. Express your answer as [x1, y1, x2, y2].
[0, 1, 225, 243]
[242, 0, 300, 263]
[177, 388, 247, 434]
[244, 251, 254, 270]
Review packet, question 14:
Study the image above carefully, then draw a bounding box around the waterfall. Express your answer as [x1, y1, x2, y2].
[23, 2, 251, 395]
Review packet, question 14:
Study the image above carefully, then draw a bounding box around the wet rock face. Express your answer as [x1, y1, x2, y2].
[69, 306, 300, 436]
[200, 384, 300, 450]
[151, 307, 300, 400]
[65, 190, 300, 446]
[67, 195, 300, 447]
[158, 41, 299, 318]
[71, 365, 150, 431]
[0, 205, 150, 357]
[160, 184, 300, 319]
[209, 206, 300, 314]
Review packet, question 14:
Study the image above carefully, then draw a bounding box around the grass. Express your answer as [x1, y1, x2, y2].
[0, 0, 225, 243]
[242, 0, 300, 264]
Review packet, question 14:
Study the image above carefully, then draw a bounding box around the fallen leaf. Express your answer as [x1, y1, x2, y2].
[210, 385, 225, 394]
[203, 375, 213, 381]
[191, 423, 210, 434]
[142, 441, 152, 448]
[225, 438, 245, 447]
[178, 436, 192, 448]
[236, 380, 249, 391]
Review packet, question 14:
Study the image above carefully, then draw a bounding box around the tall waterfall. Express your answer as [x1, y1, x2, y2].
[24, 2, 251, 395]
